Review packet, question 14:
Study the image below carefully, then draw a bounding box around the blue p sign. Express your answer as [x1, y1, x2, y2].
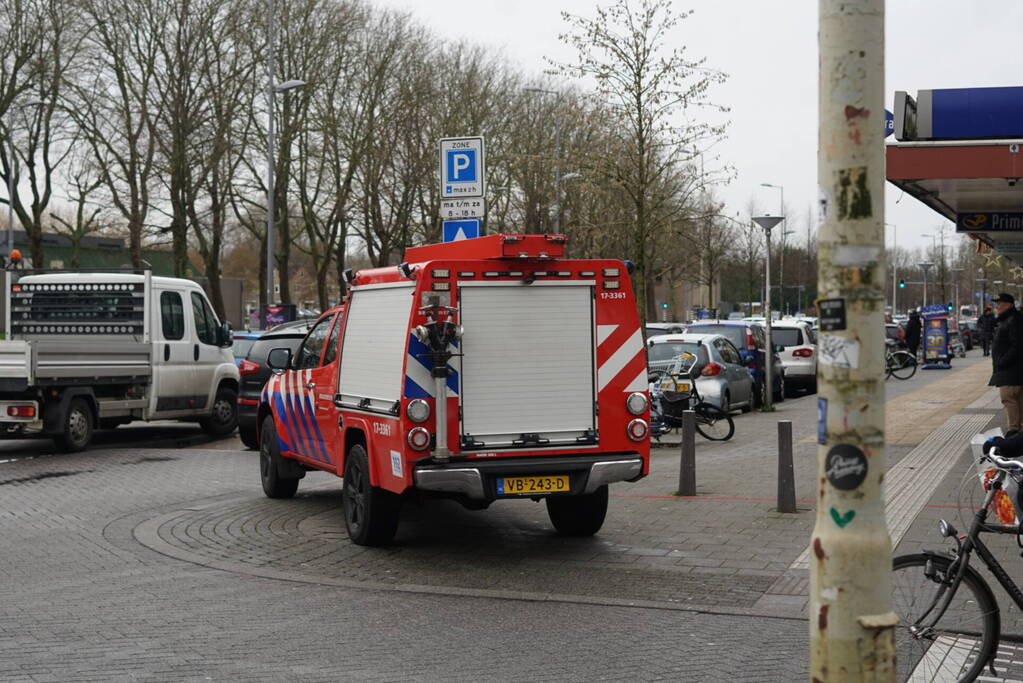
[446, 150, 477, 183]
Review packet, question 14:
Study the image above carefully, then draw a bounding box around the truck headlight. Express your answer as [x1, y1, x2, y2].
[627, 419, 648, 441]
[407, 427, 431, 451]
[407, 399, 431, 423]
[626, 392, 648, 415]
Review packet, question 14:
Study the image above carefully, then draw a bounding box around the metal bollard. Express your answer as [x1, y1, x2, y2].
[777, 420, 796, 513]
[678, 410, 696, 496]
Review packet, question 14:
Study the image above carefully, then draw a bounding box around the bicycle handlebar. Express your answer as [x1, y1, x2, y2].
[984, 448, 1023, 472]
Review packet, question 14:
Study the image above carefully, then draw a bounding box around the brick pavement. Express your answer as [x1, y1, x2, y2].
[0, 350, 1004, 680]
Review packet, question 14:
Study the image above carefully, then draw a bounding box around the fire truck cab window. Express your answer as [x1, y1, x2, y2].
[321, 314, 341, 365]
[296, 315, 333, 369]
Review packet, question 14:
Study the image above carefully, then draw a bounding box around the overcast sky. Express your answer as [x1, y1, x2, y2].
[373, 0, 1023, 253]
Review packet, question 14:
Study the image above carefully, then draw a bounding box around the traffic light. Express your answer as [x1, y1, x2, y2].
[661, 302, 668, 309]
[947, 302, 954, 312]
[898, 279, 905, 289]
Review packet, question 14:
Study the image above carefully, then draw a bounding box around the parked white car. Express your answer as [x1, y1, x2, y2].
[771, 321, 817, 393]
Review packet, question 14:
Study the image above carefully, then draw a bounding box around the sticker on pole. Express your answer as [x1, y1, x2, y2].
[825, 444, 868, 491]
[440, 137, 485, 199]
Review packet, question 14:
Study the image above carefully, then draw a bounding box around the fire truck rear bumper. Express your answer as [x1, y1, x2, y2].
[412, 454, 644, 501]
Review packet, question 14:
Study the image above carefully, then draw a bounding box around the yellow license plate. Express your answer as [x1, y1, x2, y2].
[497, 475, 570, 495]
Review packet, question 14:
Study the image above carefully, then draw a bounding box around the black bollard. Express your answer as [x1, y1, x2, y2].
[777, 420, 796, 513]
[678, 410, 696, 496]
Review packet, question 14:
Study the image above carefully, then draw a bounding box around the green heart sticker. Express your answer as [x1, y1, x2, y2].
[830, 507, 856, 528]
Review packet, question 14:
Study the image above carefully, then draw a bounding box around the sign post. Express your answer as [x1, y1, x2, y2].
[439, 137, 486, 241]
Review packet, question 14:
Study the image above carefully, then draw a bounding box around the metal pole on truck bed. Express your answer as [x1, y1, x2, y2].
[811, 0, 896, 679]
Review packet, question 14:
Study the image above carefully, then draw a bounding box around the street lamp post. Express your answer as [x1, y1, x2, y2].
[761, 183, 785, 312]
[265, 0, 305, 320]
[753, 215, 783, 411]
[524, 87, 561, 233]
[918, 262, 934, 307]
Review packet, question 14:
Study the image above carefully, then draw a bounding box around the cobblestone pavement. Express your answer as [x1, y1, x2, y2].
[0, 349, 1007, 681]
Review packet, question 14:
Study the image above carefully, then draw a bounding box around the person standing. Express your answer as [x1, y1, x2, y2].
[989, 293, 1023, 433]
[979, 305, 996, 356]
[904, 309, 922, 358]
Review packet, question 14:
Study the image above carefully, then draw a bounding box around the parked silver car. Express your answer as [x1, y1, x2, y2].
[646, 333, 754, 413]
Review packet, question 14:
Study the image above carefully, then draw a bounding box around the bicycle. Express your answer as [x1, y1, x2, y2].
[886, 339, 918, 380]
[890, 447, 1023, 682]
[648, 354, 734, 441]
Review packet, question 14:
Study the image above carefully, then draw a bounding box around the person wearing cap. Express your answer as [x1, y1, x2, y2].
[989, 292, 1023, 432]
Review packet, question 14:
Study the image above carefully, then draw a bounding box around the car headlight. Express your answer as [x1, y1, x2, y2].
[626, 392, 648, 415]
[407, 399, 431, 423]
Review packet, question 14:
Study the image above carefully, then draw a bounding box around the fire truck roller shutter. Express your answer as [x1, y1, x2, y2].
[336, 283, 415, 413]
[458, 282, 596, 449]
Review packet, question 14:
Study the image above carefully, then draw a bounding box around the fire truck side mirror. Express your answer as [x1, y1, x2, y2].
[266, 347, 292, 372]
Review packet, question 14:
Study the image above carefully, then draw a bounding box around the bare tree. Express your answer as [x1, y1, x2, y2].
[70, 0, 165, 269]
[550, 0, 728, 324]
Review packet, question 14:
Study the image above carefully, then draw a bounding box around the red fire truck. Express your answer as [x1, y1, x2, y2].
[257, 234, 650, 545]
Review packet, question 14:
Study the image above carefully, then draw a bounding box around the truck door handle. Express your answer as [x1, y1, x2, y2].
[194, 344, 199, 361]
[305, 382, 316, 389]
[164, 344, 170, 361]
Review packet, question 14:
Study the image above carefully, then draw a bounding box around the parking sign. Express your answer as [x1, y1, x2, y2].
[440, 137, 485, 198]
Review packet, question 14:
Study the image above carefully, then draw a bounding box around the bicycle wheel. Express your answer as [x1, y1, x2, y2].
[694, 402, 734, 441]
[892, 553, 999, 683]
[890, 350, 918, 380]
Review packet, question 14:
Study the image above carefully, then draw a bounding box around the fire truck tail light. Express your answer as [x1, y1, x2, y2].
[431, 269, 450, 278]
[604, 280, 620, 290]
[407, 399, 431, 423]
[627, 419, 648, 441]
[626, 392, 647, 415]
[701, 362, 722, 377]
[603, 268, 620, 277]
[433, 282, 450, 291]
[7, 405, 36, 418]
[407, 427, 431, 451]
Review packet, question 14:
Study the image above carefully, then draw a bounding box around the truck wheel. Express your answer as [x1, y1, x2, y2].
[546, 485, 609, 536]
[342, 444, 400, 546]
[259, 417, 299, 499]
[54, 397, 94, 453]
[200, 386, 238, 438]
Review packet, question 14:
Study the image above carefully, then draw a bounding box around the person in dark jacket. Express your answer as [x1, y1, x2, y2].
[978, 305, 997, 356]
[904, 310, 922, 358]
[989, 293, 1023, 433]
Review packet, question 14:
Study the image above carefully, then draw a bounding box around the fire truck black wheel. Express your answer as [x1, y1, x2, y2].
[54, 397, 94, 453]
[546, 485, 609, 536]
[343, 444, 400, 546]
[259, 417, 299, 499]
[201, 386, 238, 438]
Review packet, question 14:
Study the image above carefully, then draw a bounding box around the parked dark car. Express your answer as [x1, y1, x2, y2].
[684, 320, 785, 406]
[237, 319, 316, 449]
[231, 330, 263, 367]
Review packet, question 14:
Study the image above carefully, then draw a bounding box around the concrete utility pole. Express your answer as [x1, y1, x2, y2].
[811, 1, 897, 680]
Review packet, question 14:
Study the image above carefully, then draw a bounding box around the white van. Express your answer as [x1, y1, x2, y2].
[0, 270, 240, 451]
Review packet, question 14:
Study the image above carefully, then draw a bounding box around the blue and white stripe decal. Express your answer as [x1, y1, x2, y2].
[405, 334, 459, 398]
